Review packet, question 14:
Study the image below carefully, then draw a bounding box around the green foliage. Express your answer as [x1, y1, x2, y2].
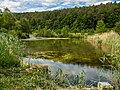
[20, 18, 31, 34]
[0, 28, 7, 33]
[0, 8, 30, 39]
[0, 3, 120, 38]
[53, 69, 70, 88]
[8, 30, 18, 36]
[99, 33, 120, 89]
[15, 20, 22, 30]
[100, 54, 120, 89]
[68, 33, 84, 38]
[72, 28, 80, 33]
[0, 67, 86, 90]
[114, 21, 120, 34]
[61, 26, 70, 37]
[18, 32, 29, 39]
[0, 33, 21, 68]
[95, 20, 107, 33]
[0, 67, 55, 90]
[96, 37, 102, 45]
[13, 2, 120, 37]
[36, 28, 55, 37]
[1, 8, 16, 30]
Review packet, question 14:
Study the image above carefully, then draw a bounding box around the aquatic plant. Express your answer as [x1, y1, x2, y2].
[99, 32, 120, 90]
[87, 31, 120, 89]
[0, 66, 86, 90]
[100, 53, 120, 89]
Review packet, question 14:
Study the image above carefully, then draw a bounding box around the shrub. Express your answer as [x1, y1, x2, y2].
[99, 32, 120, 89]
[0, 33, 21, 68]
[114, 21, 120, 34]
[0, 28, 7, 33]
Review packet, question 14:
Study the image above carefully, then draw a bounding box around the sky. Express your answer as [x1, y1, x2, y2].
[0, 0, 120, 12]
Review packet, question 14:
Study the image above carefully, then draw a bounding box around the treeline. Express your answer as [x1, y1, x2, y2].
[0, 8, 30, 38]
[0, 2, 120, 38]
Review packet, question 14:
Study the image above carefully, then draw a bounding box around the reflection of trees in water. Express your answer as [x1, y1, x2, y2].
[23, 39, 104, 65]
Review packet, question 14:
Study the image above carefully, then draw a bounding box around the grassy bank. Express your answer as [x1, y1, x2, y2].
[0, 33, 22, 68]
[87, 31, 120, 67]
[87, 31, 120, 53]
[87, 31, 120, 89]
[0, 32, 119, 89]
[0, 65, 88, 90]
[0, 33, 92, 90]
[0, 66, 59, 90]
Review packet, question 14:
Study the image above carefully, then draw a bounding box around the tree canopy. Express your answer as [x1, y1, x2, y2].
[0, 2, 120, 38]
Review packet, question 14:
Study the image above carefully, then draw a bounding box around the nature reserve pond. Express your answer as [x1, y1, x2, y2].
[22, 38, 112, 86]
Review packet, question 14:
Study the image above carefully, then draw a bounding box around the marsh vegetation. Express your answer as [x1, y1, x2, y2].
[0, 2, 120, 90]
[23, 39, 103, 65]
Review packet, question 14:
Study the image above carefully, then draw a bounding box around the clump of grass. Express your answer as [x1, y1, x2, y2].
[96, 37, 102, 46]
[0, 33, 21, 68]
[87, 31, 120, 89]
[99, 31, 120, 89]
[100, 53, 120, 89]
[0, 66, 86, 90]
[87, 31, 117, 46]
[105, 32, 120, 53]
[0, 67, 56, 90]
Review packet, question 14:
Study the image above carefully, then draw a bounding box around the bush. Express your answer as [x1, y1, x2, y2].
[68, 33, 84, 38]
[99, 32, 120, 89]
[114, 21, 120, 34]
[0, 28, 7, 33]
[0, 33, 21, 68]
[18, 32, 29, 39]
[8, 30, 18, 36]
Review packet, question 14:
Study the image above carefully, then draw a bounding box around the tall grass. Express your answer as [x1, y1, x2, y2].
[104, 34, 120, 89]
[0, 33, 21, 68]
[0, 66, 86, 90]
[93, 31, 120, 89]
[87, 31, 120, 89]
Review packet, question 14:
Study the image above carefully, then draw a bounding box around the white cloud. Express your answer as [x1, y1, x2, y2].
[94, 0, 113, 5]
[25, 7, 46, 12]
[45, 0, 58, 3]
[62, 1, 72, 5]
[76, 0, 94, 2]
[0, 0, 21, 8]
[0, 0, 119, 12]
[42, 3, 50, 6]
[47, 6, 63, 11]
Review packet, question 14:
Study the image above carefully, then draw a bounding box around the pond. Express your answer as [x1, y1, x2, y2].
[22, 38, 112, 86]
[23, 39, 104, 65]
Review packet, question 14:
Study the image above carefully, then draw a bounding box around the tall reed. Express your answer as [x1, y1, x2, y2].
[0, 33, 21, 68]
[99, 32, 120, 89]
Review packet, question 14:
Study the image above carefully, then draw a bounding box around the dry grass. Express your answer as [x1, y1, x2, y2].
[87, 31, 120, 89]
[87, 31, 117, 44]
[87, 31, 119, 53]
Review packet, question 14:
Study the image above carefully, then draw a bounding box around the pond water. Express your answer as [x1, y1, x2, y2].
[23, 39, 112, 86]
[23, 39, 104, 65]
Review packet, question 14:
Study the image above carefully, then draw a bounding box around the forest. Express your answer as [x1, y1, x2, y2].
[0, 2, 120, 90]
[0, 2, 120, 38]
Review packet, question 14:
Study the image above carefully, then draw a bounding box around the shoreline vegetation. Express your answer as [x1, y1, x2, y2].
[88, 31, 120, 89]
[0, 31, 120, 90]
[0, 2, 120, 90]
[87, 31, 119, 53]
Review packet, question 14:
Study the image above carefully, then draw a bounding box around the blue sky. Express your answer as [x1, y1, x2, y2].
[0, 0, 120, 12]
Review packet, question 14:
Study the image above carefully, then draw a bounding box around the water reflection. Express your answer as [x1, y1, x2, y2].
[23, 57, 112, 86]
[23, 39, 104, 65]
